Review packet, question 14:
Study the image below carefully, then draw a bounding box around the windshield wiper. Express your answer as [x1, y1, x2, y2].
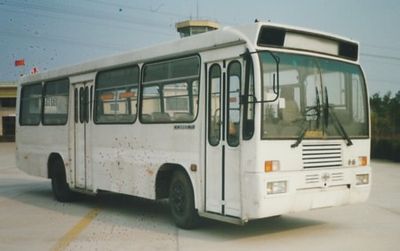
[291, 87, 321, 148]
[291, 122, 308, 148]
[324, 87, 353, 146]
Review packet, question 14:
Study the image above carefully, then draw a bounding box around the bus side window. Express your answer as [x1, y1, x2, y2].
[74, 88, 78, 123]
[140, 56, 200, 123]
[94, 66, 139, 124]
[43, 78, 69, 125]
[19, 83, 42, 126]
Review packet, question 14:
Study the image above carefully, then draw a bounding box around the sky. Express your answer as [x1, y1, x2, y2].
[1, 0, 399, 95]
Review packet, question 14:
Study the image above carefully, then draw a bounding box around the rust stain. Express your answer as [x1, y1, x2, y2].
[24, 155, 28, 160]
[146, 169, 154, 175]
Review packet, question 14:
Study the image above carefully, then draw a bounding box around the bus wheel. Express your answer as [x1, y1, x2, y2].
[51, 159, 75, 202]
[169, 170, 199, 229]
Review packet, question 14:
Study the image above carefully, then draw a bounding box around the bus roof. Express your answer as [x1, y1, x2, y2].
[19, 21, 359, 84]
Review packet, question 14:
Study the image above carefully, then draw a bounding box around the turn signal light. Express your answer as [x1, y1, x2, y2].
[265, 160, 280, 172]
[359, 156, 368, 166]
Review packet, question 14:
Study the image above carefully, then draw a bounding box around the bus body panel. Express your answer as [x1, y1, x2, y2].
[16, 124, 69, 179]
[89, 122, 202, 200]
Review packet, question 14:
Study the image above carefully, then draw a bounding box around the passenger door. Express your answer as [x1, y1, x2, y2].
[205, 59, 242, 217]
[72, 81, 93, 191]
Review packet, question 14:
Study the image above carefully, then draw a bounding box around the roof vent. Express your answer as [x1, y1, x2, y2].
[175, 20, 219, 38]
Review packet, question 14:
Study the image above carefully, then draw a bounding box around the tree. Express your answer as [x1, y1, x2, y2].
[370, 91, 400, 161]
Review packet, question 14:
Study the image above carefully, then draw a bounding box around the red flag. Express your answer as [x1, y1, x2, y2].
[15, 59, 25, 67]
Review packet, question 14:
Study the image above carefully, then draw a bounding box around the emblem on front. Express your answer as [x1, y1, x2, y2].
[322, 173, 330, 187]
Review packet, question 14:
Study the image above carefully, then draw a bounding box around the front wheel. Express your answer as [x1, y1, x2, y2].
[169, 170, 199, 229]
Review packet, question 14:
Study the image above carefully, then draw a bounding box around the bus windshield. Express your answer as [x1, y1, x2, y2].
[260, 51, 368, 141]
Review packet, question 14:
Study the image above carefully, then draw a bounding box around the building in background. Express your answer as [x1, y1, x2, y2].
[175, 20, 219, 38]
[0, 81, 17, 141]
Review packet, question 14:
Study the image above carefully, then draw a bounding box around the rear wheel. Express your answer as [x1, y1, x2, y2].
[169, 170, 199, 229]
[51, 159, 75, 202]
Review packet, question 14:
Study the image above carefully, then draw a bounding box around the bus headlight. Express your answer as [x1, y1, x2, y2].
[267, 181, 287, 194]
[356, 174, 369, 185]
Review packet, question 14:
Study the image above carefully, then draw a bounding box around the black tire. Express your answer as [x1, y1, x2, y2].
[169, 170, 199, 229]
[51, 159, 75, 202]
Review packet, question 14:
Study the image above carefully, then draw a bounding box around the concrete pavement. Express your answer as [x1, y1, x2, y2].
[1, 142, 399, 251]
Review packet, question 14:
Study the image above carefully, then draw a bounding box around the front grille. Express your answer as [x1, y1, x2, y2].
[331, 172, 344, 182]
[305, 173, 320, 184]
[302, 143, 342, 168]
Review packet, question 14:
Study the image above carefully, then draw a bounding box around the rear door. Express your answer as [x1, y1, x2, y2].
[72, 81, 94, 191]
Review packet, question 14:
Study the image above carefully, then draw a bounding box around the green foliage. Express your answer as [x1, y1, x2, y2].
[370, 91, 400, 162]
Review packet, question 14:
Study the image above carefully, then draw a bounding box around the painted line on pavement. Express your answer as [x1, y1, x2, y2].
[52, 208, 101, 251]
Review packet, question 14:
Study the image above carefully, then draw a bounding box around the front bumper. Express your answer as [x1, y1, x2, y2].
[242, 166, 371, 220]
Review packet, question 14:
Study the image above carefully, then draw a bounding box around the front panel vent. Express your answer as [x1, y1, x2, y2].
[331, 172, 344, 182]
[305, 173, 320, 184]
[302, 143, 342, 168]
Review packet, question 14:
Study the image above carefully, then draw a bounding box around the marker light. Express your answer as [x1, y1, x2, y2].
[348, 156, 368, 167]
[267, 181, 287, 194]
[356, 174, 369, 185]
[264, 160, 280, 172]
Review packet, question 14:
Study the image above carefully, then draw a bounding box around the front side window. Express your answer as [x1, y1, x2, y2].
[140, 55, 200, 123]
[20, 83, 42, 125]
[43, 78, 69, 125]
[260, 52, 368, 140]
[208, 64, 221, 146]
[242, 56, 255, 140]
[227, 61, 241, 147]
[95, 66, 139, 124]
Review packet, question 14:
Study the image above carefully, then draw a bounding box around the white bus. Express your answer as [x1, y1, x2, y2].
[16, 22, 371, 229]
